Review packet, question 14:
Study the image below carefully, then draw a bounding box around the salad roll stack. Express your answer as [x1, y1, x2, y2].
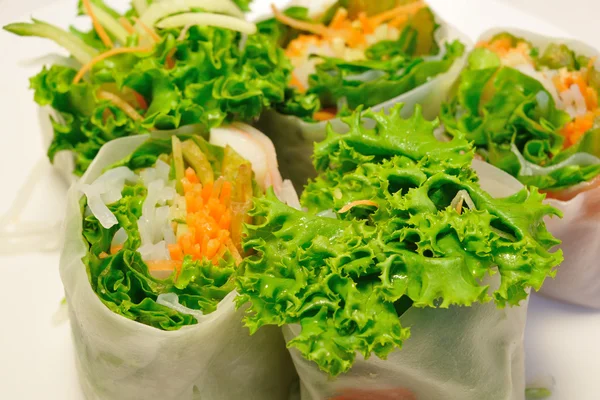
[442, 29, 600, 308]
[4, 0, 291, 182]
[237, 105, 563, 400]
[254, 0, 469, 188]
[60, 125, 296, 400]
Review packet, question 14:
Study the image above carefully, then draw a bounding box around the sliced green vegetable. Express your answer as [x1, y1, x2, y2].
[171, 136, 185, 194]
[3, 19, 99, 64]
[182, 139, 214, 184]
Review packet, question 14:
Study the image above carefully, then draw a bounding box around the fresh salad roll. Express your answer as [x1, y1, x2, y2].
[441, 29, 600, 308]
[4, 0, 290, 182]
[237, 105, 563, 399]
[60, 124, 296, 400]
[254, 0, 469, 189]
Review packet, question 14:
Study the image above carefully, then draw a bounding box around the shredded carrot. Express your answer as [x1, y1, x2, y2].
[97, 90, 144, 121]
[271, 4, 331, 37]
[110, 244, 123, 254]
[314, 109, 337, 121]
[290, 73, 306, 92]
[358, 12, 375, 34]
[134, 16, 161, 43]
[82, 0, 114, 48]
[330, 8, 349, 30]
[368, 1, 424, 27]
[561, 112, 595, 147]
[173, 168, 238, 266]
[129, 89, 148, 110]
[165, 47, 177, 70]
[102, 108, 114, 124]
[99, 252, 109, 259]
[146, 260, 183, 278]
[119, 17, 135, 34]
[73, 46, 153, 83]
[389, 14, 408, 29]
[338, 200, 379, 214]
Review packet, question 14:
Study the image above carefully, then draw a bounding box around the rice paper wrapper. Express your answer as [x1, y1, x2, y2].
[39, 106, 78, 186]
[254, 16, 471, 190]
[282, 161, 528, 400]
[60, 135, 297, 400]
[540, 190, 600, 308]
[477, 28, 600, 308]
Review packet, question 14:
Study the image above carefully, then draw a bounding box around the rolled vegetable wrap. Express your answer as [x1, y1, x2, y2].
[441, 28, 600, 308]
[254, 0, 469, 189]
[237, 104, 563, 399]
[60, 124, 296, 400]
[4, 0, 290, 181]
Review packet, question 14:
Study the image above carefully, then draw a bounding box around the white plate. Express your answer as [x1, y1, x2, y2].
[0, 1, 598, 399]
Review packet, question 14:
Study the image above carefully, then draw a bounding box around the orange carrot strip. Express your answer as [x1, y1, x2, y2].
[146, 260, 182, 277]
[220, 181, 232, 205]
[338, 200, 379, 214]
[130, 89, 148, 110]
[134, 17, 161, 43]
[314, 109, 337, 121]
[226, 239, 243, 265]
[165, 47, 177, 70]
[110, 244, 123, 254]
[290, 73, 306, 92]
[358, 12, 375, 34]
[97, 90, 144, 121]
[330, 8, 348, 29]
[271, 4, 331, 36]
[389, 14, 408, 28]
[73, 46, 153, 83]
[211, 245, 228, 265]
[369, 1, 424, 26]
[82, 0, 114, 48]
[206, 239, 220, 259]
[119, 17, 135, 34]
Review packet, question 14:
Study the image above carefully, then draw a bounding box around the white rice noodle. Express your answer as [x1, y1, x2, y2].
[138, 240, 171, 261]
[157, 293, 204, 321]
[111, 227, 128, 246]
[137, 176, 177, 260]
[0, 157, 62, 253]
[561, 83, 589, 118]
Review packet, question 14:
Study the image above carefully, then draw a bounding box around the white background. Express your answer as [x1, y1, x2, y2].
[0, 1, 599, 399]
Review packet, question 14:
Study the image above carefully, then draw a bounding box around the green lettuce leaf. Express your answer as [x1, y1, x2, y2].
[263, 5, 464, 119]
[237, 104, 562, 376]
[11, 14, 291, 176]
[441, 42, 600, 190]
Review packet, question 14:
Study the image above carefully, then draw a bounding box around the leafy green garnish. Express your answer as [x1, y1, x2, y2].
[442, 39, 600, 190]
[258, 5, 464, 120]
[6, 4, 290, 176]
[237, 104, 562, 376]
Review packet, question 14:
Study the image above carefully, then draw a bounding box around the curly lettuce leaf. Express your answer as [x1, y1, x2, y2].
[238, 104, 562, 376]
[25, 23, 291, 176]
[441, 45, 600, 190]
